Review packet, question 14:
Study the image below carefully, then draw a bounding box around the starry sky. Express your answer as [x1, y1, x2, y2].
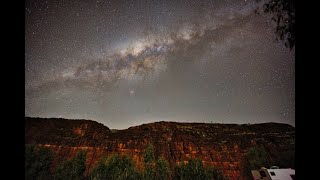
[25, 0, 295, 129]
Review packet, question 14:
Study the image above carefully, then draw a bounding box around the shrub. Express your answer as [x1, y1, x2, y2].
[205, 166, 228, 180]
[242, 146, 272, 180]
[25, 145, 54, 180]
[54, 150, 87, 180]
[155, 157, 171, 180]
[90, 153, 142, 180]
[89, 156, 108, 180]
[273, 144, 295, 169]
[173, 159, 227, 180]
[143, 143, 156, 179]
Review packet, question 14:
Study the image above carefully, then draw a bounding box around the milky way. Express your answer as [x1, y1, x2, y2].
[25, 0, 295, 129]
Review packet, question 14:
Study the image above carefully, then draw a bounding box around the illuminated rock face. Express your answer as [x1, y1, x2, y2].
[25, 117, 295, 180]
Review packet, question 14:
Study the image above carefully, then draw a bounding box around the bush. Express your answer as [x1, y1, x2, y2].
[174, 159, 227, 180]
[54, 150, 87, 180]
[143, 143, 156, 179]
[89, 156, 108, 180]
[245, 146, 271, 170]
[273, 144, 295, 168]
[155, 157, 171, 180]
[90, 153, 142, 180]
[143, 143, 155, 164]
[205, 166, 228, 180]
[25, 145, 54, 180]
[185, 159, 206, 180]
[242, 146, 272, 180]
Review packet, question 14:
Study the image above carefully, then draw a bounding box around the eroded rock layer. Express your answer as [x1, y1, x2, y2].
[25, 117, 295, 180]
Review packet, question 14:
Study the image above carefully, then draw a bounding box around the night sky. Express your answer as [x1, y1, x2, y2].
[25, 0, 295, 129]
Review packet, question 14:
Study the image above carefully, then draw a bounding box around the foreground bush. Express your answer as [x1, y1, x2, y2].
[241, 146, 272, 180]
[54, 150, 87, 180]
[174, 159, 228, 180]
[89, 153, 142, 180]
[155, 157, 171, 180]
[25, 145, 54, 180]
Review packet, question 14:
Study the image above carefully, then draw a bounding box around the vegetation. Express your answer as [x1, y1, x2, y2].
[242, 144, 295, 177]
[155, 157, 171, 180]
[143, 143, 156, 179]
[90, 153, 142, 180]
[205, 167, 228, 180]
[242, 146, 272, 180]
[174, 159, 206, 180]
[26, 143, 228, 180]
[256, 0, 295, 49]
[25, 145, 54, 180]
[245, 146, 272, 170]
[89, 156, 108, 180]
[273, 143, 295, 169]
[54, 150, 87, 180]
[174, 159, 228, 180]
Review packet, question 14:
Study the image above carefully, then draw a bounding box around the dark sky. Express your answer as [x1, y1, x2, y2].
[25, 0, 295, 129]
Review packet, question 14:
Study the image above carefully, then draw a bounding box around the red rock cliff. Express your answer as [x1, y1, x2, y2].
[25, 117, 295, 180]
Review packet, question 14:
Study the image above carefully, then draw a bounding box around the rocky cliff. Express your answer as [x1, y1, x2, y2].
[25, 117, 295, 180]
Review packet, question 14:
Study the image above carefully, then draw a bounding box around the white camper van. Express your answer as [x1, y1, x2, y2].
[251, 167, 295, 180]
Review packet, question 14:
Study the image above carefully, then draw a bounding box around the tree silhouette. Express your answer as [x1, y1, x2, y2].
[257, 0, 295, 50]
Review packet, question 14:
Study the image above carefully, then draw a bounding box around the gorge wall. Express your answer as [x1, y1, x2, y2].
[25, 117, 295, 180]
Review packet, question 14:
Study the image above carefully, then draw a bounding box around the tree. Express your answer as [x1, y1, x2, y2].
[185, 159, 206, 180]
[54, 150, 87, 180]
[257, 0, 295, 50]
[90, 153, 142, 180]
[205, 166, 228, 180]
[73, 150, 87, 179]
[143, 143, 156, 180]
[89, 156, 108, 180]
[143, 143, 155, 164]
[155, 157, 171, 180]
[174, 165, 182, 180]
[242, 146, 272, 180]
[273, 143, 295, 168]
[174, 159, 228, 180]
[245, 146, 271, 169]
[107, 153, 142, 180]
[25, 145, 54, 180]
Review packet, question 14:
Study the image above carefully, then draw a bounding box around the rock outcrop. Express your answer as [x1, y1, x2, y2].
[25, 117, 295, 180]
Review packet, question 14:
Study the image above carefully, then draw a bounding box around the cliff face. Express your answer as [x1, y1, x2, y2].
[25, 117, 295, 180]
